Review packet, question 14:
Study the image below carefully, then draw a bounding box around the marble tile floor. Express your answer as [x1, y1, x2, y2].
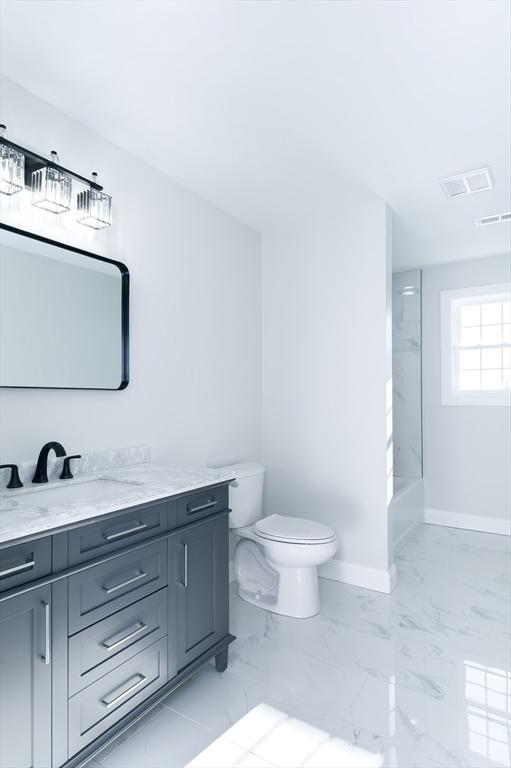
[88, 524, 511, 768]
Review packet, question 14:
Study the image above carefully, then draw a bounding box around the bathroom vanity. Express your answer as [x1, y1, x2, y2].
[0, 461, 235, 768]
[0, 196, 235, 767]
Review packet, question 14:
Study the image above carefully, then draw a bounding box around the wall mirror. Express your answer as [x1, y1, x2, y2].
[0, 224, 129, 389]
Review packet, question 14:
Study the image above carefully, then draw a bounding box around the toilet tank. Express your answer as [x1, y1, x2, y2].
[222, 463, 264, 528]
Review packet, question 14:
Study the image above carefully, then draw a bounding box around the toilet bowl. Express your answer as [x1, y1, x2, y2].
[223, 463, 338, 618]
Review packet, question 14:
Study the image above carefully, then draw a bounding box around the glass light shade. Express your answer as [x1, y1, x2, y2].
[0, 144, 25, 195]
[76, 188, 112, 229]
[32, 166, 72, 213]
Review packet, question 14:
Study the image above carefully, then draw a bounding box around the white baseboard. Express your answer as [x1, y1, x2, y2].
[319, 558, 397, 594]
[425, 508, 511, 536]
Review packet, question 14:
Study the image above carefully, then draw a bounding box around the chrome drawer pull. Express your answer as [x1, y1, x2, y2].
[188, 499, 217, 515]
[102, 622, 148, 651]
[103, 570, 147, 595]
[41, 601, 51, 665]
[101, 673, 147, 708]
[0, 558, 35, 578]
[183, 543, 188, 588]
[104, 522, 148, 542]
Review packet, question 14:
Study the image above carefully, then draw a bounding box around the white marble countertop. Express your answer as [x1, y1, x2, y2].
[0, 463, 235, 546]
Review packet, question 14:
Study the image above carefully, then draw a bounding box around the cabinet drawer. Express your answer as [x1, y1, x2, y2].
[0, 538, 51, 593]
[68, 589, 168, 695]
[68, 540, 167, 634]
[69, 501, 171, 566]
[68, 637, 167, 756]
[176, 485, 228, 527]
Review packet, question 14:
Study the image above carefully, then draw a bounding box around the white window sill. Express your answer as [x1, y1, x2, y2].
[442, 390, 511, 406]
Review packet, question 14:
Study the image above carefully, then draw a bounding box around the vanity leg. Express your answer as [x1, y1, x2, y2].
[215, 647, 228, 673]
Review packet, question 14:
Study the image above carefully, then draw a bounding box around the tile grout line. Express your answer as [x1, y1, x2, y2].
[160, 700, 224, 736]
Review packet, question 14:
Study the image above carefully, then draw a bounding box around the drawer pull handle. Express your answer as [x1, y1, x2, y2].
[183, 543, 188, 588]
[188, 499, 217, 515]
[41, 601, 51, 665]
[0, 558, 35, 578]
[101, 673, 147, 709]
[102, 622, 148, 651]
[103, 570, 147, 595]
[105, 522, 148, 542]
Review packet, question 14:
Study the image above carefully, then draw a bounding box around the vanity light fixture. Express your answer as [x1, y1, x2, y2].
[77, 172, 112, 229]
[32, 150, 72, 214]
[0, 124, 24, 195]
[0, 124, 113, 227]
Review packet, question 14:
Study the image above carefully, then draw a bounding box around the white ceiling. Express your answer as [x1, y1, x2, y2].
[1, 0, 510, 269]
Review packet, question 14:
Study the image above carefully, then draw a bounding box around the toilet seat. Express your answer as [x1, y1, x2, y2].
[254, 514, 336, 545]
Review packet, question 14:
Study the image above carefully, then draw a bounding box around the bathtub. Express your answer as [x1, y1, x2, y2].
[390, 476, 424, 555]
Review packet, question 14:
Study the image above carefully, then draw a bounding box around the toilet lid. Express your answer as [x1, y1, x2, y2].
[254, 514, 336, 544]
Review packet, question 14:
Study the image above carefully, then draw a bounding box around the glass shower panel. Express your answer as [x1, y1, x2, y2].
[392, 269, 422, 479]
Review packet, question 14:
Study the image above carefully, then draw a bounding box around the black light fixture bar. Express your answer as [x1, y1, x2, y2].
[0, 135, 103, 191]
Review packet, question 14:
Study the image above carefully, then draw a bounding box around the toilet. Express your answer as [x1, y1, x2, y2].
[223, 463, 337, 618]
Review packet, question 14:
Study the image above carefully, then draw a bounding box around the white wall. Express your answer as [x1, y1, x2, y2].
[422, 254, 511, 531]
[0, 77, 262, 467]
[262, 197, 394, 590]
[1, 77, 394, 588]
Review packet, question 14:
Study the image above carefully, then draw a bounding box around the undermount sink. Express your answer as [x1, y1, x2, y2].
[11, 478, 141, 507]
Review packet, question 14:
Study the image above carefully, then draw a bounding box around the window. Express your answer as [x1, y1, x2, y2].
[441, 283, 511, 406]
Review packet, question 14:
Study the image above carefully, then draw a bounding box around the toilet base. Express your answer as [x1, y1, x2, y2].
[238, 564, 320, 619]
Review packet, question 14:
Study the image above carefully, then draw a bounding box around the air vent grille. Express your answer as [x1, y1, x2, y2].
[475, 212, 511, 227]
[440, 167, 493, 198]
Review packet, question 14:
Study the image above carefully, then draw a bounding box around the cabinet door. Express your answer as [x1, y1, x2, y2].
[0, 585, 52, 768]
[175, 514, 229, 671]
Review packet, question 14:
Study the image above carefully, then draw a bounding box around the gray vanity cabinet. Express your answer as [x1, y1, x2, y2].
[0, 483, 233, 768]
[0, 584, 52, 768]
[174, 513, 229, 670]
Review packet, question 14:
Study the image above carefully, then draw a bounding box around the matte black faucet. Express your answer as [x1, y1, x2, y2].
[32, 441, 67, 484]
[0, 464, 23, 489]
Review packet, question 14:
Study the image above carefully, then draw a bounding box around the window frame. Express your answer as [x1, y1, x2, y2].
[441, 282, 511, 407]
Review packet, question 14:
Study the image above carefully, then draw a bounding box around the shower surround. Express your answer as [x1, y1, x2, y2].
[391, 269, 424, 553]
[392, 269, 422, 480]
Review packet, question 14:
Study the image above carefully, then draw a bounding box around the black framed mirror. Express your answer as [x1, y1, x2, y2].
[0, 224, 129, 389]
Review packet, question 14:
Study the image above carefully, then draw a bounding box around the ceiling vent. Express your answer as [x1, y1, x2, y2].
[475, 211, 511, 226]
[439, 166, 494, 198]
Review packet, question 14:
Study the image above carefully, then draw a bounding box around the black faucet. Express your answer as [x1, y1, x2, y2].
[32, 442, 67, 484]
[60, 455, 82, 480]
[0, 464, 23, 489]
